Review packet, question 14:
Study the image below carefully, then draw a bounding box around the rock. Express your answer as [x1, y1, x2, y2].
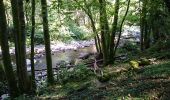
[41, 71, 47, 76]
[74, 59, 84, 65]
[129, 60, 139, 69]
[26, 59, 37, 66]
[139, 58, 151, 66]
[56, 60, 68, 68]
[1, 94, 9, 100]
[78, 53, 92, 59]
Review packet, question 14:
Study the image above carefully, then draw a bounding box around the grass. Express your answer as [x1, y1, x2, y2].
[33, 60, 170, 100]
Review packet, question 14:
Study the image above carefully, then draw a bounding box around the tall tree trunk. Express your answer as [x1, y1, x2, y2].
[140, 0, 147, 51]
[0, 0, 19, 97]
[10, 0, 31, 93]
[113, 0, 131, 58]
[143, 22, 150, 49]
[98, 0, 110, 65]
[41, 0, 54, 85]
[30, 0, 36, 90]
[109, 0, 120, 63]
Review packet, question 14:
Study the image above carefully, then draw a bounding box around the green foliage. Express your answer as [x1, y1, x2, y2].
[34, 31, 44, 44]
[36, 60, 170, 99]
[63, 81, 91, 94]
[140, 61, 170, 77]
[68, 23, 90, 40]
[148, 40, 170, 59]
[126, 14, 139, 25]
[149, 40, 170, 52]
[97, 73, 111, 83]
[122, 42, 139, 53]
[57, 64, 94, 84]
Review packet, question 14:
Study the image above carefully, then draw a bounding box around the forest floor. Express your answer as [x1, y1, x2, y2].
[32, 59, 170, 100]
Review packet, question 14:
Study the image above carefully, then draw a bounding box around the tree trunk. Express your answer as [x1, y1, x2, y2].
[140, 0, 147, 51]
[113, 0, 131, 59]
[41, 0, 54, 85]
[30, 0, 36, 91]
[0, 0, 19, 97]
[10, 0, 31, 93]
[98, 0, 110, 65]
[143, 22, 150, 49]
[74, 0, 102, 54]
[109, 0, 120, 63]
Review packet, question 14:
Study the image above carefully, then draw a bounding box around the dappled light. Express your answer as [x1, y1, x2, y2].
[0, 0, 170, 99]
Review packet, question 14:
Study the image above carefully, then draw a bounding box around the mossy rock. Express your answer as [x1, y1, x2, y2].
[139, 58, 150, 66]
[97, 74, 111, 83]
[129, 60, 139, 69]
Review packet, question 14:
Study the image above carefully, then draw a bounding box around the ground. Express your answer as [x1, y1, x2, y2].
[29, 59, 170, 100]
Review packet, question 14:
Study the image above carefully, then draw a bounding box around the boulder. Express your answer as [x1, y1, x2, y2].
[129, 60, 139, 69]
[78, 53, 92, 59]
[1, 94, 9, 100]
[139, 58, 151, 66]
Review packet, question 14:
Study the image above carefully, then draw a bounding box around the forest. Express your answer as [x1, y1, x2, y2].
[0, 0, 170, 99]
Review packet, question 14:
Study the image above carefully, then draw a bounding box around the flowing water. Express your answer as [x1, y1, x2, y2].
[30, 45, 96, 70]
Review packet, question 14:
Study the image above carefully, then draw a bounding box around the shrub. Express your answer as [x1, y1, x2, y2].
[122, 42, 139, 53]
[57, 64, 94, 84]
[148, 39, 170, 59]
[34, 31, 44, 44]
[68, 23, 91, 40]
[96, 73, 111, 83]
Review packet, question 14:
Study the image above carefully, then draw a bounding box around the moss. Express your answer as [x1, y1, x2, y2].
[63, 81, 90, 94]
[129, 60, 139, 69]
[139, 58, 151, 66]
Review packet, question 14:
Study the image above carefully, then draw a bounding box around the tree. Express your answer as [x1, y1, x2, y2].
[98, 0, 110, 65]
[140, 0, 147, 51]
[98, 0, 130, 65]
[73, 0, 102, 55]
[113, 0, 131, 57]
[109, 0, 120, 63]
[0, 0, 19, 97]
[10, 0, 31, 93]
[41, 0, 54, 84]
[30, 0, 36, 90]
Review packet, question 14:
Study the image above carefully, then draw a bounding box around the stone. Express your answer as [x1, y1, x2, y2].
[78, 53, 92, 59]
[139, 58, 151, 66]
[1, 94, 9, 100]
[129, 60, 139, 69]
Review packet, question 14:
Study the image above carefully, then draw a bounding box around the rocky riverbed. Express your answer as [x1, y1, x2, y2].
[1, 25, 141, 82]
